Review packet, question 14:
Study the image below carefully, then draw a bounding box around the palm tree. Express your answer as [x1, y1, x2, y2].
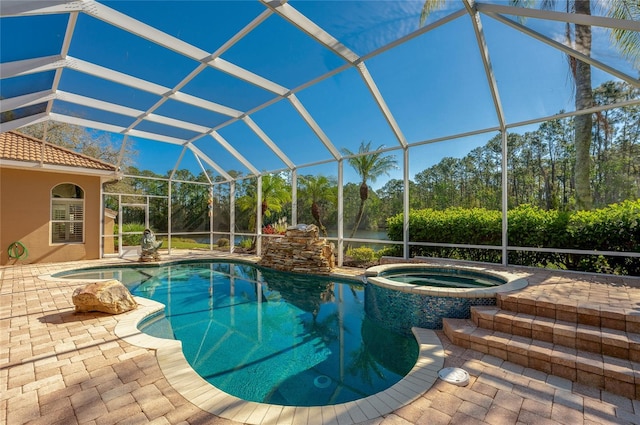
[341, 141, 398, 241]
[236, 174, 291, 232]
[421, 0, 639, 210]
[299, 175, 336, 237]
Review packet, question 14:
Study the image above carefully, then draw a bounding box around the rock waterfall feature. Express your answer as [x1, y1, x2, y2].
[258, 224, 335, 274]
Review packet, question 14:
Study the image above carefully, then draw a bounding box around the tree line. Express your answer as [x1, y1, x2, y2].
[374, 81, 639, 226]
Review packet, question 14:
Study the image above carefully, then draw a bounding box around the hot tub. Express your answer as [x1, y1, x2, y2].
[364, 262, 528, 333]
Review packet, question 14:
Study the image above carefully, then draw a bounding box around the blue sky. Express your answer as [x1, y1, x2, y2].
[2, 0, 636, 186]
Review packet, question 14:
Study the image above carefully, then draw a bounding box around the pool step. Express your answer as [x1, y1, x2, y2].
[496, 292, 640, 333]
[443, 318, 640, 399]
[470, 306, 640, 362]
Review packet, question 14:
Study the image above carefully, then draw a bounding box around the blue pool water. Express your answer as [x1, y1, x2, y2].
[380, 267, 506, 288]
[56, 261, 418, 406]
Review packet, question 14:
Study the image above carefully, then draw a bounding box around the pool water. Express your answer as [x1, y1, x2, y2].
[380, 267, 505, 288]
[57, 261, 418, 406]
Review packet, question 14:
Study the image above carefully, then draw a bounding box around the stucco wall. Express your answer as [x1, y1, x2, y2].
[0, 167, 103, 265]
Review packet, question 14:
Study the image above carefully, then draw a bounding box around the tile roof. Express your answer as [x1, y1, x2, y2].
[0, 131, 118, 172]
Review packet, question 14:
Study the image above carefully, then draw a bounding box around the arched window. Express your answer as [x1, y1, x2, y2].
[51, 183, 84, 243]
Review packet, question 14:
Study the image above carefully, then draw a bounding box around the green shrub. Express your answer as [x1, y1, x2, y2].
[376, 246, 402, 258]
[388, 207, 502, 245]
[216, 238, 230, 247]
[566, 200, 640, 274]
[386, 200, 640, 275]
[238, 238, 253, 249]
[507, 204, 570, 247]
[506, 205, 570, 268]
[114, 223, 146, 246]
[346, 247, 377, 263]
[568, 200, 639, 251]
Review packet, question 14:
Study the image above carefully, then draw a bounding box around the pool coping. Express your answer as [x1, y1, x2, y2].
[364, 262, 529, 298]
[115, 296, 445, 425]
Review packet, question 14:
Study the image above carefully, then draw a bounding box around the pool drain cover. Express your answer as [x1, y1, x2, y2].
[438, 367, 469, 386]
[314, 375, 331, 388]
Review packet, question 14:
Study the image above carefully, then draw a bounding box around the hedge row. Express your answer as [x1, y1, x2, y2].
[386, 200, 640, 275]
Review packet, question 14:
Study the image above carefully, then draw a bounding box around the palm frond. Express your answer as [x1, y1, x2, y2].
[608, 0, 640, 69]
[419, 0, 448, 26]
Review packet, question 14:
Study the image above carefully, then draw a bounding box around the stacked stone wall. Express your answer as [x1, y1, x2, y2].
[258, 224, 335, 274]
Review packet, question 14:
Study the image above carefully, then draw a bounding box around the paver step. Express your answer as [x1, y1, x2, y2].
[443, 318, 640, 400]
[496, 292, 640, 333]
[470, 305, 640, 362]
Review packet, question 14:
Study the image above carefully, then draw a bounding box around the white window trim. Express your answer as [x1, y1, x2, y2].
[50, 184, 85, 245]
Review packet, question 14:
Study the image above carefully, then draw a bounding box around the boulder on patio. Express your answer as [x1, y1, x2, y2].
[72, 279, 137, 314]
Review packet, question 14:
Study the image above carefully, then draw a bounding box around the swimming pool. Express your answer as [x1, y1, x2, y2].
[56, 261, 418, 406]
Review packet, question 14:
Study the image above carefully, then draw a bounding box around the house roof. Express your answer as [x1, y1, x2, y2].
[0, 130, 118, 172]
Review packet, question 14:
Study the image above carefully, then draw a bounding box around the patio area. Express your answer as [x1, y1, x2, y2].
[2, 252, 640, 425]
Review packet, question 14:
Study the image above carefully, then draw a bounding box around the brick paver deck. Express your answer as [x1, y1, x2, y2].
[2, 252, 640, 424]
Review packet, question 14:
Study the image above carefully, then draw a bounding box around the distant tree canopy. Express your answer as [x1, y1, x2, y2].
[19, 122, 135, 168]
[412, 81, 639, 212]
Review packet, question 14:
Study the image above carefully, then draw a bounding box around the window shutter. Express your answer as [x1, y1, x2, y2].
[51, 185, 85, 244]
